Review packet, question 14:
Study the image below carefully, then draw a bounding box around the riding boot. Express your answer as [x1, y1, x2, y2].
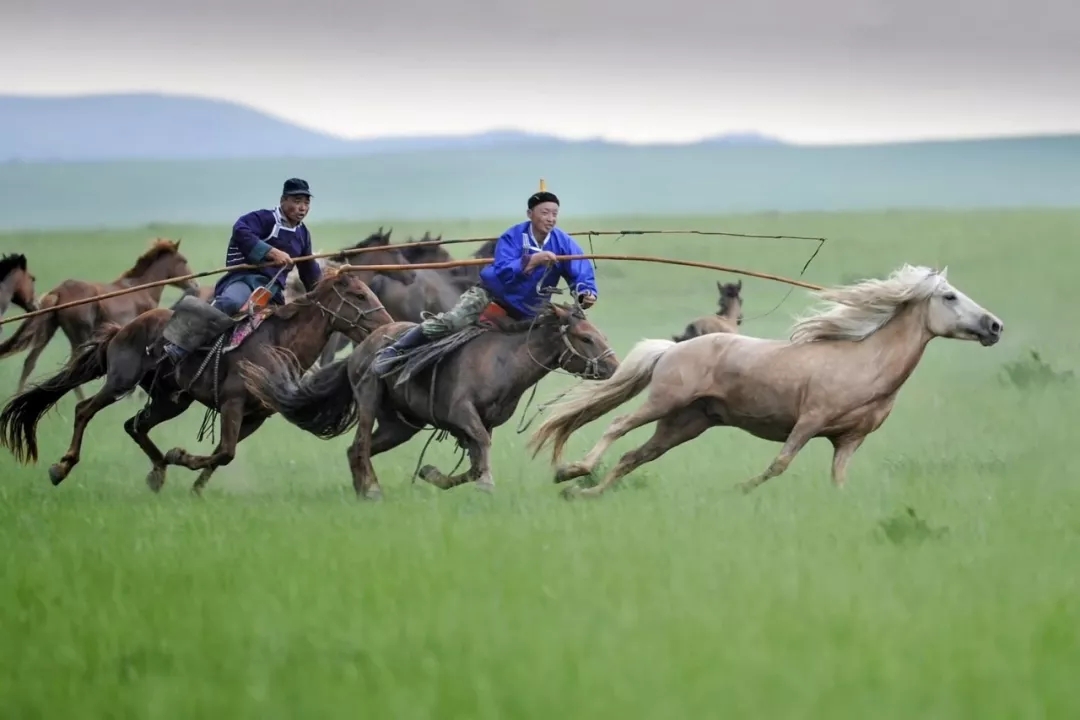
[373, 326, 428, 374]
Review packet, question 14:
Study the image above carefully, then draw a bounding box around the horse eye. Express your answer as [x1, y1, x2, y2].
[943, 292, 957, 301]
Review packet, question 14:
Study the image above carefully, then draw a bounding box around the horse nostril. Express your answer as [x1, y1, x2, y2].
[990, 321, 1002, 334]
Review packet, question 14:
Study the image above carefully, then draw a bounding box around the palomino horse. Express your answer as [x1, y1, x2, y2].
[0, 239, 198, 401]
[0, 268, 392, 495]
[0, 253, 37, 325]
[528, 265, 1004, 498]
[672, 279, 744, 342]
[241, 301, 619, 498]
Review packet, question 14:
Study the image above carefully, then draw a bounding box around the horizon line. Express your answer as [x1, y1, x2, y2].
[5, 89, 1080, 149]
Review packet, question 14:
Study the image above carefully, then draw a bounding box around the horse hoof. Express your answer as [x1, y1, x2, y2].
[417, 464, 439, 481]
[560, 485, 580, 500]
[362, 487, 383, 501]
[164, 448, 184, 465]
[553, 465, 581, 484]
[474, 480, 495, 493]
[145, 467, 166, 492]
[47, 464, 66, 486]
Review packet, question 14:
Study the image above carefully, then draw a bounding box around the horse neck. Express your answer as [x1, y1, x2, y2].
[0, 274, 15, 314]
[494, 321, 565, 396]
[264, 301, 335, 369]
[719, 299, 741, 322]
[115, 259, 175, 302]
[855, 302, 934, 395]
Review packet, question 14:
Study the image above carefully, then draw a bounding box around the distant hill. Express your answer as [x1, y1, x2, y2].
[0, 93, 787, 163]
[2, 134, 1079, 231]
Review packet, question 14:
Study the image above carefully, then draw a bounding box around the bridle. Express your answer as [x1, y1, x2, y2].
[555, 323, 615, 380]
[311, 284, 387, 334]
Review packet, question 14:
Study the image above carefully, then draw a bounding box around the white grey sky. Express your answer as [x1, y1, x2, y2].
[5, 0, 1078, 144]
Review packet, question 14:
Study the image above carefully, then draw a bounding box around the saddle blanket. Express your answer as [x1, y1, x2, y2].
[223, 309, 271, 354]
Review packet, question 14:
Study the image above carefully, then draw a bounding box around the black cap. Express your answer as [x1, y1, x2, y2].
[528, 191, 559, 210]
[282, 178, 312, 198]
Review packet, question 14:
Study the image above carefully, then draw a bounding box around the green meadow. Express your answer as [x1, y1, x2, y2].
[1, 209, 1078, 718]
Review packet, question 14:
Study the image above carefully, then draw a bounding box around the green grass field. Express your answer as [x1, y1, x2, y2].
[1, 209, 1078, 718]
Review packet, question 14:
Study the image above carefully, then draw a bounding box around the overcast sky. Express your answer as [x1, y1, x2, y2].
[5, 0, 1078, 144]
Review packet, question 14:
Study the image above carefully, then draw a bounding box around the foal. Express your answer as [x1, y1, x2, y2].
[672, 279, 744, 342]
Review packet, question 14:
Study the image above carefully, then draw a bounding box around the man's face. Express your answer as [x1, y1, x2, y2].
[528, 201, 559, 233]
[281, 194, 311, 224]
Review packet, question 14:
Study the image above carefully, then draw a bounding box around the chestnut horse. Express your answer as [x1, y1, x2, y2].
[0, 239, 198, 401]
[672, 279, 744, 342]
[0, 268, 392, 495]
[529, 265, 1004, 498]
[0, 253, 37, 325]
[241, 301, 619, 499]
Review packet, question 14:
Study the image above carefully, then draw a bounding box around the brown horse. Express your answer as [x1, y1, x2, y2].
[672, 280, 744, 342]
[0, 253, 37, 324]
[0, 239, 198, 402]
[528, 265, 1004, 499]
[0, 267, 392, 495]
[399, 234, 497, 294]
[241, 301, 619, 498]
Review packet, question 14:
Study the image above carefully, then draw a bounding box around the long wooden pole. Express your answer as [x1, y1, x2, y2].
[0, 235, 825, 326]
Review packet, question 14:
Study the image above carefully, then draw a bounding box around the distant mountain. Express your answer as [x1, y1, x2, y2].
[0, 93, 787, 163]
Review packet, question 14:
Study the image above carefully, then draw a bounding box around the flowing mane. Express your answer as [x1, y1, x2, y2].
[119, 239, 182, 280]
[789, 264, 947, 344]
[0, 253, 27, 282]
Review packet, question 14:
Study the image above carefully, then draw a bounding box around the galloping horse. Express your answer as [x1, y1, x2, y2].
[0, 253, 37, 325]
[529, 265, 1004, 498]
[0, 239, 198, 401]
[0, 268, 392, 495]
[399, 234, 497, 295]
[284, 230, 416, 367]
[242, 300, 619, 499]
[672, 280, 744, 342]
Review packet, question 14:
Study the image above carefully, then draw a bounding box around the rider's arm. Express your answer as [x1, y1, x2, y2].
[490, 229, 531, 285]
[557, 233, 598, 301]
[231, 211, 273, 263]
[296, 228, 321, 291]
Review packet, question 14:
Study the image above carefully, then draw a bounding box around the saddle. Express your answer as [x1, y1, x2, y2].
[162, 294, 269, 356]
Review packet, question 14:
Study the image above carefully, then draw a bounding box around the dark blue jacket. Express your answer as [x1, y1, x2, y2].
[479, 222, 598, 317]
[214, 207, 321, 299]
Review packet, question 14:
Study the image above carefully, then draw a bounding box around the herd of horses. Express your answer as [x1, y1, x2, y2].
[0, 234, 1003, 500]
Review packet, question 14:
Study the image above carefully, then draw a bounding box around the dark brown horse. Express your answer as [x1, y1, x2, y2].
[672, 280, 744, 342]
[0, 267, 392, 495]
[0, 239, 198, 402]
[241, 301, 619, 499]
[0, 253, 37, 324]
[286, 229, 418, 368]
[399, 234, 497, 294]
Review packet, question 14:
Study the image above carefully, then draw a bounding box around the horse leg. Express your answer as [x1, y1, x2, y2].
[829, 433, 866, 488]
[565, 406, 712, 499]
[123, 392, 195, 492]
[48, 372, 143, 485]
[189, 414, 268, 495]
[554, 394, 678, 484]
[16, 321, 59, 394]
[346, 371, 384, 499]
[737, 416, 824, 494]
[419, 406, 493, 492]
[164, 396, 244, 476]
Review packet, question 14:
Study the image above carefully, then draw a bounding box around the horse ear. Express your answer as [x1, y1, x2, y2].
[736, 279, 742, 290]
[175, 238, 182, 249]
[717, 280, 723, 292]
[551, 303, 569, 320]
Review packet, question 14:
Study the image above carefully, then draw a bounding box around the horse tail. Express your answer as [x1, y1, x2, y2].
[0, 292, 60, 359]
[0, 322, 120, 464]
[527, 338, 676, 463]
[240, 347, 358, 439]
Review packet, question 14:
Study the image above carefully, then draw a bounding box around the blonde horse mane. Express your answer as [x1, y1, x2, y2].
[789, 264, 947, 344]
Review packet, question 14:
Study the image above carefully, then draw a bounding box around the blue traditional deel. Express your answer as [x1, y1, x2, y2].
[478, 221, 598, 318]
